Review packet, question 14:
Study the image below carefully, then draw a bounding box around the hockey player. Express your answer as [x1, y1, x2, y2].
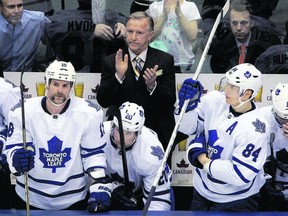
[3, 60, 107, 210]
[259, 83, 288, 211]
[87, 102, 173, 212]
[176, 63, 270, 211]
[0, 77, 20, 209]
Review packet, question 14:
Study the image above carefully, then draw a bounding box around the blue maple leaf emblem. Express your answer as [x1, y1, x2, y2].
[39, 136, 71, 173]
[252, 118, 266, 133]
[210, 145, 224, 160]
[244, 71, 252, 79]
[208, 130, 223, 160]
[150, 146, 164, 160]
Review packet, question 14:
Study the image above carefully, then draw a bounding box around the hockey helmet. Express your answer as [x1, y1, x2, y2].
[113, 102, 145, 132]
[272, 83, 288, 123]
[45, 60, 76, 85]
[225, 63, 262, 98]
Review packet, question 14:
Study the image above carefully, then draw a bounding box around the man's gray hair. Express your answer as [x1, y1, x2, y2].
[127, 11, 154, 31]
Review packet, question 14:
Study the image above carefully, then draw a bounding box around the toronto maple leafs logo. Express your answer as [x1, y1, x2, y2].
[207, 130, 223, 160]
[252, 118, 266, 133]
[244, 71, 252, 79]
[39, 136, 71, 173]
[150, 146, 164, 160]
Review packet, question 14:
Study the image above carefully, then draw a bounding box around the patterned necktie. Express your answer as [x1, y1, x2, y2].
[135, 56, 143, 76]
[238, 44, 246, 64]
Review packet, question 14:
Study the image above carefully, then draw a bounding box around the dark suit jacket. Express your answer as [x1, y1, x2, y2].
[97, 46, 176, 149]
[209, 27, 282, 73]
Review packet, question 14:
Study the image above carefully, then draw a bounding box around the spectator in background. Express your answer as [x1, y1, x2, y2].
[254, 44, 288, 74]
[23, 0, 54, 16]
[208, 0, 282, 73]
[200, 0, 282, 36]
[46, 0, 96, 72]
[46, 0, 127, 73]
[92, 0, 126, 41]
[147, 0, 200, 73]
[0, 0, 50, 72]
[96, 11, 176, 151]
[91, 0, 127, 72]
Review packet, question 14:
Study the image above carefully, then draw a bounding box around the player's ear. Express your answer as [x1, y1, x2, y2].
[244, 89, 253, 100]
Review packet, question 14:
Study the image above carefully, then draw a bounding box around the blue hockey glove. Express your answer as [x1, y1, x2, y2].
[178, 78, 203, 113]
[12, 147, 35, 174]
[111, 182, 139, 210]
[0, 128, 7, 152]
[187, 133, 207, 169]
[0, 153, 7, 168]
[0, 141, 3, 153]
[87, 176, 113, 213]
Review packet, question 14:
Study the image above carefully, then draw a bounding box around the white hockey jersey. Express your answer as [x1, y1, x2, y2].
[103, 121, 172, 211]
[5, 96, 107, 210]
[178, 90, 270, 203]
[260, 106, 288, 198]
[0, 78, 20, 148]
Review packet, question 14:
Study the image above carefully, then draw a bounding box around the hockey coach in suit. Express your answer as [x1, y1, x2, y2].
[97, 11, 176, 150]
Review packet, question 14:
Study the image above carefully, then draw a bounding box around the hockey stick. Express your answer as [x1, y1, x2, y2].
[142, 1, 231, 215]
[268, 132, 276, 186]
[20, 70, 30, 216]
[106, 106, 131, 196]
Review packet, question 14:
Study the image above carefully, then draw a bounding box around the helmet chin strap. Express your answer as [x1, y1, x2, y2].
[232, 97, 253, 109]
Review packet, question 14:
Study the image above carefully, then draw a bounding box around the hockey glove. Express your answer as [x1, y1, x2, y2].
[187, 133, 207, 169]
[111, 182, 139, 210]
[260, 179, 285, 211]
[0, 139, 3, 153]
[178, 78, 203, 113]
[87, 176, 113, 213]
[0, 153, 7, 172]
[12, 147, 35, 174]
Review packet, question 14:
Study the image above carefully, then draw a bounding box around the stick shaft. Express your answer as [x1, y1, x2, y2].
[106, 106, 131, 195]
[118, 111, 131, 195]
[20, 71, 30, 216]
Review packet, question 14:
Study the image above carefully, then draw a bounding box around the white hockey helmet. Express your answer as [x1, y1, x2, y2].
[45, 60, 76, 85]
[113, 102, 145, 132]
[225, 63, 262, 99]
[272, 83, 288, 122]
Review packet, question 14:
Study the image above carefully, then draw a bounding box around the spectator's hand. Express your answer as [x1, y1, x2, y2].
[163, 0, 176, 14]
[114, 23, 126, 39]
[178, 78, 203, 112]
[175, 0, 182, 17]
[187, 133, 208, 169]
[93, 24, 114, 41]
[87, 176, 113, 213]
[115, 49, 128, 80]
[143, 65, 158, 91]
[12, 147, 35, 174]
[112, 182, 139, 210]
